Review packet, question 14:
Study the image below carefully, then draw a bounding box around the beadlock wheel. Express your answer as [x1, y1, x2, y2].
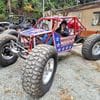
[92, 42, 100, 56]
[42, 58, 55, 85]
[0, 34, 18, 67]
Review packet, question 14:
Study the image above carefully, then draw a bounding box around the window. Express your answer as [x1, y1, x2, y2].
[92, 12, 100, 26]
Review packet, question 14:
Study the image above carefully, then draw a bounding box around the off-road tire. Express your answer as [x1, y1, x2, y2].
[0, 34, 18, 67]
[1, 29, 19, 37]
[82, 34, 100, 60]
[22, 44, 57, 98]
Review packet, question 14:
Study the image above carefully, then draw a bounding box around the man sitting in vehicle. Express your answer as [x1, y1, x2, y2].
[55, 20, 69, 37]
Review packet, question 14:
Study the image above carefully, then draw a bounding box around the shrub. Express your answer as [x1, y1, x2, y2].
[0, 14, 6, 21]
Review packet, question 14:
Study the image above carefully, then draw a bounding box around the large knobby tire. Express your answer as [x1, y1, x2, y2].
[82, 34, 100, 60]
[0, 34, 18, 67]
[1, 29, 19, 37]
[22, 44, 58, 98]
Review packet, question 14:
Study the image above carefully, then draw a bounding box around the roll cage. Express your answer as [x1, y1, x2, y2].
[16, 16, 86, 53]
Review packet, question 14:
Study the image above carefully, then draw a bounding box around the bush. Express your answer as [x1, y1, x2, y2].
[0, 14, 6, 21]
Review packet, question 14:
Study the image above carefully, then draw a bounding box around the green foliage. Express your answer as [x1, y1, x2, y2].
[0, 0, 97, 20]
[0, 14, 6, 21]
[0, 1, 6, 20]
[16, 0, 24, 8]
[0, 1, 5, 14]
[39, 0, 77, 11]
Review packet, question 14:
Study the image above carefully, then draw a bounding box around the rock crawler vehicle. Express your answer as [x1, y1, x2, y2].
[0, 15, 35, 33]
[0, 16, 100, 98]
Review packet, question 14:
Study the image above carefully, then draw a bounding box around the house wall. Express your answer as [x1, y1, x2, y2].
[68, 7, 100, 31]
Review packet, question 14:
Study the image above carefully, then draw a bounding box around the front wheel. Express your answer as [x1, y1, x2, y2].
[0, 34, 18, 67]
[82, 34, 100, 60]
[22, 44, 58, 98]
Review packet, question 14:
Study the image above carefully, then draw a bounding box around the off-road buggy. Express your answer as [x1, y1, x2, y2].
[7, 15, 35, 30]
[0, 16, 100, 98]
[0, 15, 35, 34]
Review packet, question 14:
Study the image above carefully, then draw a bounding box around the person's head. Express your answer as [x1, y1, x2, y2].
[60, 20, 67, 29]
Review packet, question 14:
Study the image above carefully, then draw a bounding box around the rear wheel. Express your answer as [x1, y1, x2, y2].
[22, 44, 57, 98]
[1, 29, 19, 37]
[82, 34, 100, 60]
[0, 34, 18, 67]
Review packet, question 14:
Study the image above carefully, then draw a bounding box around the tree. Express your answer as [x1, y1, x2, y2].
[17, 0, 24, 8]
[3, 0, 12, 14]
[0, 1, 5, 14]
[0, 0, 80, 19]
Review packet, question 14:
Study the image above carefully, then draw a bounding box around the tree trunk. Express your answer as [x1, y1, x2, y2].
[8, 0, 12, 14]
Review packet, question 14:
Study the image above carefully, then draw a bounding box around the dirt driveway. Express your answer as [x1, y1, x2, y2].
[0, 45, 100, 100]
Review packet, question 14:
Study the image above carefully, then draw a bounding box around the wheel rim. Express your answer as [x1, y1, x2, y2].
[42, 58, 55, 85]
[1, 43, 14, 60]
[92, 42, 100, 56]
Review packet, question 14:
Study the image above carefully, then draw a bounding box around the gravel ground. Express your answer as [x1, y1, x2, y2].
[0, 45, 100, 100]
